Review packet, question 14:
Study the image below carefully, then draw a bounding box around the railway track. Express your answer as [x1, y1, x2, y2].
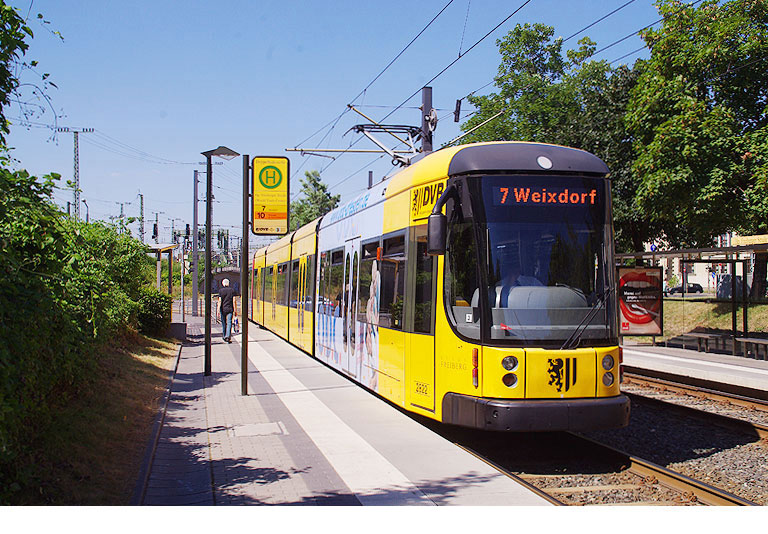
[451, 432, 756, 506]
[622, 373, 768, 438]
[422, 373, 768, 506]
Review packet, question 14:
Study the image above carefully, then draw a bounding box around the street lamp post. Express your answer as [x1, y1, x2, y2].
[192, 170, 199, 317]
[82, 199, 89, 223]
[241, 154, 250, 395]
[202, 146, 240, 377]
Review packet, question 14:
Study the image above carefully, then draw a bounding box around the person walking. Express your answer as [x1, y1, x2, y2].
[218, 278, 237, 343]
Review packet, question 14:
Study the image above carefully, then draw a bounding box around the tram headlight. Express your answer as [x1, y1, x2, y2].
[602, 372, 615, 387]
[502, 373, 518, 388]
[602, 354, 614, 370]
[501, 356, 519, 371]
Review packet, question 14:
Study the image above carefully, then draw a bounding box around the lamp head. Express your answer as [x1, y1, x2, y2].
[201, 146, 240, 160]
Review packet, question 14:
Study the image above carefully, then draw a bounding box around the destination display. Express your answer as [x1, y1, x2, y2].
[493, 185, 599, 206]
[252, 156, 289, 235]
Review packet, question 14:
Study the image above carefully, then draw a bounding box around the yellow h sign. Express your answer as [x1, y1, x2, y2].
[251, 157, 289, 235]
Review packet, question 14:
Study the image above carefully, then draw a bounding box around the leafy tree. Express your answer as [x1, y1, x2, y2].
[0, 2, 32, 143]
[0, 2, 60, 144]
[0, 167, 160, 502]
[0, 2, 173, 502]
[627, 0, 768, 297]
[289, 170, 340, 230]
[461, 23, 657, 252]
[628, 0, 768, 245]
[461, 23, 582, 146]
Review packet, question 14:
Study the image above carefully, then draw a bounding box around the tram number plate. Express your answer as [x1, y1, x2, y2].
[414, 381, 429, 397]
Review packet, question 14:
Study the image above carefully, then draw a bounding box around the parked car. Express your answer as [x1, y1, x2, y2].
[666, 283, 703, 295]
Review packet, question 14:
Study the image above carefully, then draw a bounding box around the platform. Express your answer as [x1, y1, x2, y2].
[621, 341, 768, 398]
[133, 316, 550, 506]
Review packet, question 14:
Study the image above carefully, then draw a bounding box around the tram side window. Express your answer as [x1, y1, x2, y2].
[290, 259, 300, 308]
[358, 241, 379, 325]
[412, 228, 434, 334]
[318, 252, 330, 315]
[264, 265, 274, 304]
[320, 249, 344, 317]
[276, 263, 288, 306]
[379, 234, 405, 330]
[328, 249, 344, 317]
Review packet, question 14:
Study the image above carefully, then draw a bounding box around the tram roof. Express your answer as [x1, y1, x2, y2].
[385, 141, 610, 199]
[293, 217, 321, 242]
[267, 232, 292, 254]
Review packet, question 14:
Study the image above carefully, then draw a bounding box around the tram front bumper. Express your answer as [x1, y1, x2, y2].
[442, 393, 630, 432]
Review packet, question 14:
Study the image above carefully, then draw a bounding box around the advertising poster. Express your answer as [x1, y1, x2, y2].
[617, 267, 663, 335]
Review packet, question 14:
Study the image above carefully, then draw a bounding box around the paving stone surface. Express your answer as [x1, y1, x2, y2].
[138, 317, 356, 506]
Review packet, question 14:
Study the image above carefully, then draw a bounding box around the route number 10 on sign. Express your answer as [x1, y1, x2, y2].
[251, 156, 290, 235]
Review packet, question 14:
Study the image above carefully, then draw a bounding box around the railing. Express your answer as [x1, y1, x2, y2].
[172, 297, 242, 326]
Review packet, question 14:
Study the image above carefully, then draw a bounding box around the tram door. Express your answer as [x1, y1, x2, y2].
[254, 267, 262, 324]
[342, 237, 361, 378]
[270, 264, 277, 322]
[297, 255, 308, 348]
[407, 227, 436, 413]
[297, 256, 306, 333]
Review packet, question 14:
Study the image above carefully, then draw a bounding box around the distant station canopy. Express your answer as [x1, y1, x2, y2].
[147, 243, 180, 294]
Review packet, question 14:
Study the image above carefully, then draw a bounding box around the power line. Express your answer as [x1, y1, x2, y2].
[592, 0, 706, 58]
[306, 0, 535, 194]
[291, 1, 457, 151]
[457, 0, 643, 105]
[80, 135, 184, 165]
[563, 0, 638, 43]
[91, 130, 195, 165]
[348, 0, 457, 107]
[377, 0, 533, 126]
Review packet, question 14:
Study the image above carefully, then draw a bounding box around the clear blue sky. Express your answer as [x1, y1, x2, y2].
[6, 0, 661, 248]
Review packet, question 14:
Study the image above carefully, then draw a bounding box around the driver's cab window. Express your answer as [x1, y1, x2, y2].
[445, 219, 481, 340]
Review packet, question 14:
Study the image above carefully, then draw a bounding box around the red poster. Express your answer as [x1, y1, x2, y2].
[617, 267, 663, 335]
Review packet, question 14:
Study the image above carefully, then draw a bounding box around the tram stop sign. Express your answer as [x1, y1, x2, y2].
[251, 156, 289, 235]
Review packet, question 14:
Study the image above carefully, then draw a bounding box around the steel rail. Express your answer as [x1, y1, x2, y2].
[576, 435, 758, 506]
[623, 372, 768, 412]
[452, 432, 756, 506]
[621, 365, 768, 402]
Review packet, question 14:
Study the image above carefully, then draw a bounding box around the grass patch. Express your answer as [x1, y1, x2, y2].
[13, 331, 179, 505]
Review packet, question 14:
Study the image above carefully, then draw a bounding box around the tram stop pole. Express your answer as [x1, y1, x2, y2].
[241, 154, 250, 395]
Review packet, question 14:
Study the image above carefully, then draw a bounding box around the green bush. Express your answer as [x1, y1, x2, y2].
[0, 2, 165, 502]
[0, 167, 157, 503]
[0, 168, 86, 502]
[137, 288, 172, 336]
[58, 219, 153, 340]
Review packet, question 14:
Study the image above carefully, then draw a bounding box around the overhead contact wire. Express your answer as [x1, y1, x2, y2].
[319, 0, 534, 192]
[292, 0, 455, 155]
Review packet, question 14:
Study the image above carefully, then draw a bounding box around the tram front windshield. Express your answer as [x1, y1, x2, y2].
[445, 175, 617, 347]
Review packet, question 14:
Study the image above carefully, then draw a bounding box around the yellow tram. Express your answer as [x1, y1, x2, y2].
[250, 141, 630, 431]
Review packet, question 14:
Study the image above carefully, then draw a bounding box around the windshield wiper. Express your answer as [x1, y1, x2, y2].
[559, 285, 614, 351]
